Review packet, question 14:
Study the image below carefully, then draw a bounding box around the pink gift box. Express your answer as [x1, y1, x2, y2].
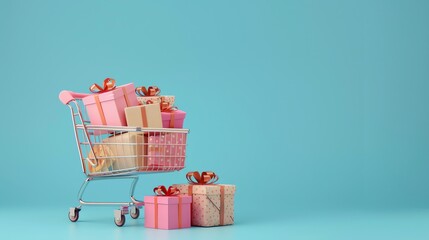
[82, 83, 139, 127]
[145, 132, 187, 171]
[144, 195, 192, 229]
[161, 110, 186, 128]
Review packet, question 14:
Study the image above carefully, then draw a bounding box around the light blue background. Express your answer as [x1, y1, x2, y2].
[1, 0, 429, 239]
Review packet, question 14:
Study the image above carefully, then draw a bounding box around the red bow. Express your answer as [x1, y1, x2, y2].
[160, 101, 178, 112]
[186, 171, 219, 185]
[89, 78, 116, 93]
[153, 185, 180, 196]
[135, 86, 160, 97]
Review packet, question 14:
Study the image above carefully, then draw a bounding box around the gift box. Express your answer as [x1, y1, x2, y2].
[135, 86, 176, 109]
[87, 133, 146, 173]
[87, 144, 114, 173]
[145, 132, 187, 171]
[136, 86, 175, 106]
[137, 95, 175, 106]
[173, 172, 236, 227]
[97, 132, 187, 172]
[137, 96, 162, 105]
[161, 110, 186, 128]
[125, 103, 163, 128]
[101, 132, 146, 171]
[160, 96, 175, 107]
[82, 80, 139, 127]
[144, 186, 192, 230]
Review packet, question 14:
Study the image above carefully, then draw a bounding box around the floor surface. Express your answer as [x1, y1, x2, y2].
[1, 207, 428, 240]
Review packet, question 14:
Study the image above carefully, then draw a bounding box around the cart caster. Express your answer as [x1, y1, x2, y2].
[114, 215, 126, 227]
[130, 207, 140, 219]
[114, 209, 126, 227]
[68, 208, 80, 222]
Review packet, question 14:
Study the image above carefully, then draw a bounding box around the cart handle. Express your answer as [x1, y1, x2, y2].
[59, 90, 91, 105]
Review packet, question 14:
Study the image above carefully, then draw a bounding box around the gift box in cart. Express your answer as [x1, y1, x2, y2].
[59, 88, 189, 227]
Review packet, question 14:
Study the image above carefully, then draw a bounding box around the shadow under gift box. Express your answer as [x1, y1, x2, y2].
[82, 83, 139, 133]
[144, 195, 192, 230]
[87, 132, 187, 173]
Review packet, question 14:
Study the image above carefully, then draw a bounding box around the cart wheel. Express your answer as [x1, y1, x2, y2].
[114, 215, 126, 227]
[68, 208, 80, 222]
[130, 207, 140, 219]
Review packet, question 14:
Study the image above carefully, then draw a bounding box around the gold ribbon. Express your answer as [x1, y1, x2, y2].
[220, 186, 225, 225]
[89, 78, 116, 93]
[135, 86, 160, 97]
[94, 95, 107, 125]
[154, 197, 158, 228]
[140, 107, 148, 127]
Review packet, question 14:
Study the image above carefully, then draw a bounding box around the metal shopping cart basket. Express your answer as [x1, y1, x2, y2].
[59, 91, 189, 227]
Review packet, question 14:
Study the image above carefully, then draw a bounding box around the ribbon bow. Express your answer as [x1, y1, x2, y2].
[89, 78, 116, 93]
[186, 171, 219, 185]
[160, 101, 178, 112]
[153, 185, 180, 196]
[135, 86, 161, 97]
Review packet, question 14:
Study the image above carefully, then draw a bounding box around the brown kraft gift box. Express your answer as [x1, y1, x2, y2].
[101, 132, 146, 170]
[125, 103, 162, 128]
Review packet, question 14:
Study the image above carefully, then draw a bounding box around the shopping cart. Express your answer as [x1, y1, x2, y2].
[59, 91, 189, 227]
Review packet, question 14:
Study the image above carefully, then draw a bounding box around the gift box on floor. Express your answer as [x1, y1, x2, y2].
[144, 132, 187, 171]
[144, 186, 192, 230]
[82, 79, 139, 128]
[173, 171, 236, 227]
[125, 103, 163, 128]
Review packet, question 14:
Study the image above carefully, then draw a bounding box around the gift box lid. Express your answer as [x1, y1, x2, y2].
[83, 83, 136, 105]
[138, 96, 161, 99]
[173, 184, 236, 195]
[161, 110, 186, 120]
[144, 195, 192, 205]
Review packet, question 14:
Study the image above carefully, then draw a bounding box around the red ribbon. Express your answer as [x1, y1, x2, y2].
[135, 86, 161, 97]
[186, 171, 219, 185]
[153, 185, 180, 196]
[160, 101, 178, 112]
[89, 78, 116, 93]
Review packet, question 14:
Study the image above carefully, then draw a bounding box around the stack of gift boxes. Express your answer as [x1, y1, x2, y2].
[83, 79, 187, 173]
[83, 79, 185, 129]
[145, 171, 236, 229]
[81, 78, 236, 229]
